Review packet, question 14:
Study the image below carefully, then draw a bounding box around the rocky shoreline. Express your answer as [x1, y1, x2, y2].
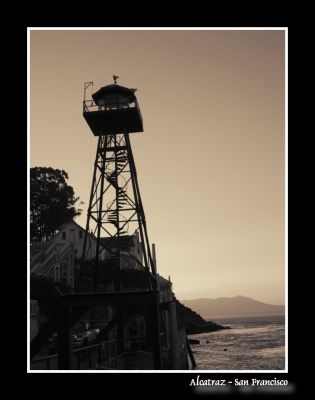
[184, 320, 230, 335]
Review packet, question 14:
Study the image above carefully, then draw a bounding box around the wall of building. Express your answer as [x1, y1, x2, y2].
[120, 233, 143, 269]
[53, 221, 105, 261]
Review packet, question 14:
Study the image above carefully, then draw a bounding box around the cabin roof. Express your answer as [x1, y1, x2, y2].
[92, 84, 137, 105]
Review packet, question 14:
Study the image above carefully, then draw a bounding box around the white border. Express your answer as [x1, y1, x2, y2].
[27, 27, 288, 373]
[27, 27, 31, 373]
[28, 27, 286, 30]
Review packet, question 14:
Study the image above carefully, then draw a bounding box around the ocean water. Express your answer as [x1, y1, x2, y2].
[188, 314, 285, 370]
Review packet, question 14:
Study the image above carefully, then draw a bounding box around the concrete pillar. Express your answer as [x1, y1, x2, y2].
[145, 293, 162, 369]
[168, 300, 180, 369]
[152, 243, 157, 270]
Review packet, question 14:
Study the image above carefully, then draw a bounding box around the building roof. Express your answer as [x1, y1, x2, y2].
[157, 274, 172, 287]
[58, 219, 86, 232]
[56, 220, 97, 240]
[92, 84, 137, 105]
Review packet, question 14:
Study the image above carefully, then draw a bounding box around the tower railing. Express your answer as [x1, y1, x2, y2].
[83, 98, 142, 124]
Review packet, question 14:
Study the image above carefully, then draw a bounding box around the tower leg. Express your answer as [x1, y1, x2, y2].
[168, 300, 180, 369]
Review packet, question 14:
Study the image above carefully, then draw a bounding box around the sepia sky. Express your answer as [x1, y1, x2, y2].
[30, 29, 285, 305]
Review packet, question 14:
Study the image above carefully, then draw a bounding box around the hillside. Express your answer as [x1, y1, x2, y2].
[175, 299, 229, 334]
[181, 295, 285, 318]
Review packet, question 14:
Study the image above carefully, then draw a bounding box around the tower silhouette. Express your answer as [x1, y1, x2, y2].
[81, 78, 161, 367]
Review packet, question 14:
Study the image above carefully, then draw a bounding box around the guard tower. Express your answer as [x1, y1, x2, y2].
[83, 79, 143, 135]
[81, 77, 161, 368]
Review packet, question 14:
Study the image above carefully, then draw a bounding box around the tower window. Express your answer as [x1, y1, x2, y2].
[62, 232, 66, 240]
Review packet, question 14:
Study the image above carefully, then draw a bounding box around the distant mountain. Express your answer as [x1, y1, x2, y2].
[181, 296, 285, 318]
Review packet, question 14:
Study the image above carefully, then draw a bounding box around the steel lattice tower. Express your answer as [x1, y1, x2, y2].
[81, 80, 157, 290]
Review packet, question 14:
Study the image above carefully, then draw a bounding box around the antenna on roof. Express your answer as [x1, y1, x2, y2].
[113, 75, 119, 84]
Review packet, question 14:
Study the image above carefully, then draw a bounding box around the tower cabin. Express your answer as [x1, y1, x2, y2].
[83, 79, 143, 135]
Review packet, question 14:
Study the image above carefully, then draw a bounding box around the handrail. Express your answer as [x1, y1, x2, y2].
[44, 240, 60, 261]
[39, 242, 73, 277]
[58, 241, 73, 261]
[30, 342, 103, 370]
[30, 256, 43, 272]
[31, 241, 73, 276]
[30, 347, 155, 370]
[31, 243, 57, 274]
[30, 245, 49, 269]
[31, 353, 58, 365]
[30, 240, 58, 271]
[83, 99, 140, 114]
[31, 242, 49, 253]
[99, 352, 126, 369]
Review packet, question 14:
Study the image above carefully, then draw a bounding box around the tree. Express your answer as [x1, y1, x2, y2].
[30, 167, 82, 241]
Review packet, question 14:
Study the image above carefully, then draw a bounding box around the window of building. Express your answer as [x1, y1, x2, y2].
[62, 232, 66, 240]
[79, 230, 83, 239]
[69, 229, 75, 241]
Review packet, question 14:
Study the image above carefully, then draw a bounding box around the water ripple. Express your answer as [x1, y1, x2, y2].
[188, 315, 285, 370]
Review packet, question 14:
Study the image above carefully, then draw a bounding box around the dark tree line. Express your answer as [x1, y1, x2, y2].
[30, 167, 82, 241]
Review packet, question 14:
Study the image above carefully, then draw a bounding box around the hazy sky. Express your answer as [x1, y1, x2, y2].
[30, 29, 285, 305]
